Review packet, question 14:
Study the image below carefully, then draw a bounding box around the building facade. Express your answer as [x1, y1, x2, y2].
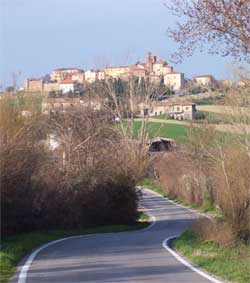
[24, 79, 44, 92]
[43, 82, 60, 92]
[141, 101, 196, 120]
[164, 72, 184, 91]
[104, 66, 131, 78]
[51, 68, 83, 82]
[59, 77, 81, 93]
[193, 75, 215, 86]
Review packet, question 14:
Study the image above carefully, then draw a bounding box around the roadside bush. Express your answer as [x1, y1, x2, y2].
[157, 149, 212, 206]
[214, 146, 250, 243]
[192, 219, 235, 247]
[1, 101, 147, 238]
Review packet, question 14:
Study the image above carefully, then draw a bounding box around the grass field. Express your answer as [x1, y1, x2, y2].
[0, 214, 149, 283]
[174, 230, 250, 283]
[133, 121, 188, 144]
[197, 105, 232, 114]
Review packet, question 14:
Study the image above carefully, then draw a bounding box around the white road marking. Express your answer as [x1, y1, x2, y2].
[17, 209, 155, 283]
[17, 235, 83, 283]
[162, 236, 224, 283]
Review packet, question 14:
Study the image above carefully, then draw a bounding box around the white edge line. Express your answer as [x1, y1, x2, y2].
[17, 209, 155, 283]
[17, 235, 83, 283]
[163, 236, 224, 283]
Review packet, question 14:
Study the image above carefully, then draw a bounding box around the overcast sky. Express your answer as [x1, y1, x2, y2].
[0, 0, 237, 87]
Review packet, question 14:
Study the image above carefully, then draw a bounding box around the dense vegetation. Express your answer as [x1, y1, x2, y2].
[0, 95, 149, 238]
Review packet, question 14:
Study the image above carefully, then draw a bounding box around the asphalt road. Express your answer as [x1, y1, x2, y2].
[11, 189, 219, 283]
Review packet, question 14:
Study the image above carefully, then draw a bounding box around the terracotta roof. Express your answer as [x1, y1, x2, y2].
[61, 76, 76, 84]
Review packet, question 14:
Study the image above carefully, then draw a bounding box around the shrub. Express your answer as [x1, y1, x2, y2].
[214, 146, 250, 243]
[157, 149, 212, 206]
[1, 100, 148, 238]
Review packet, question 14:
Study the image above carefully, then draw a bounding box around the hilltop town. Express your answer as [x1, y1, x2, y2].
[24, 52, 217, 94]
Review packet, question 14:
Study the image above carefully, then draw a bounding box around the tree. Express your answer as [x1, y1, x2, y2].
[5, 86, 15, 93]
[166, 0, 250, 63]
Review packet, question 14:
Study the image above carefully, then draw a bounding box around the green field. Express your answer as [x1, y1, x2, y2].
[133, 121, 188, 144]
[174, 230, 250, 283]
[0, 214, 149, 283]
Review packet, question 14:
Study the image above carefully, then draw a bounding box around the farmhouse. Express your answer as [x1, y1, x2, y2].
[142, 100, 197, 120]
[164, 72, 184, 91]
[193, 75, 215, 86]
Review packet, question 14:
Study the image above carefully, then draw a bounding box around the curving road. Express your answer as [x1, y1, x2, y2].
[11, 189, 221, 283]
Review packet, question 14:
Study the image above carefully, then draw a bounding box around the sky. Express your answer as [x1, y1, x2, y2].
[0, 0, 237, 88]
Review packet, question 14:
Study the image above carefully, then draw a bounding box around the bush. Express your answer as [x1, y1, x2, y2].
[214, 146, 250, 243]
[1, 99, 147, 238]
[157, 149, 213, 206]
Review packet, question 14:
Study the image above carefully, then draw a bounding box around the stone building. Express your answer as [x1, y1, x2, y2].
[24, 79, 44, 92]
[164, 72, 184, 91]
[104, 52, 174, 81]
[72, 73, 85, 84]
[193, 75, 215, 86]
[59, 77, 81, 93]
[43, 82, 60, 92]
[104, 66, 131, 79]
[51, 68, 84, 82]
[141, 100, 196, 120]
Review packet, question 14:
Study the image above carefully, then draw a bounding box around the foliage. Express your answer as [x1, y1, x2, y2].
[5, 86, 15, 93]
[192, 95, 226, 105]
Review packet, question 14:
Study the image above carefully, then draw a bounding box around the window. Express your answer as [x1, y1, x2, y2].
[186, 107, 189, 110]
[177, 107, 180, 111]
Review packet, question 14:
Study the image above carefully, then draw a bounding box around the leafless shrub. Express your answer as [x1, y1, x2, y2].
[1, 97, 148, 237]
[157, 148, 208, 206]
[193, 219, 235, 247]
[214, 146, 250, 243]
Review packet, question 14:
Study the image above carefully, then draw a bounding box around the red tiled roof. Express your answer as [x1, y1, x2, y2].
[61, 76, 75, 84]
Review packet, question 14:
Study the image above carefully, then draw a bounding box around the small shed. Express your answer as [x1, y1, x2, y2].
[148, 137, 176, 152]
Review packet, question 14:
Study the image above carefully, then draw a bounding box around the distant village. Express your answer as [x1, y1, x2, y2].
[20, 52, 248, 121]
[24, 52, 218, 94]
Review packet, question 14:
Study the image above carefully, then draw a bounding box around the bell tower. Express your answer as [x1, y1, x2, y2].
[146, 51, 156, 73]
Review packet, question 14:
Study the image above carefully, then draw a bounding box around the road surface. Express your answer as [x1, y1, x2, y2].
[11, 189, 221, 283]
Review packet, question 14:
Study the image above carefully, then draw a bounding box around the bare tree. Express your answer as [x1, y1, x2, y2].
[165, 0, 250, 63]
